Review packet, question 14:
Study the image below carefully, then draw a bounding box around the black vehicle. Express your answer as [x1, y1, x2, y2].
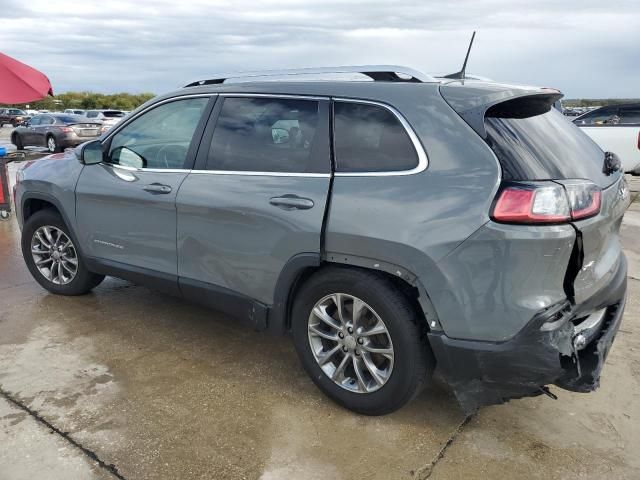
[11, 114, 102, 153]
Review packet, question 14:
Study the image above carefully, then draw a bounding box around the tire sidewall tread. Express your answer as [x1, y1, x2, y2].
[21, 209, 103, 295]
[292, 266, 433, 415]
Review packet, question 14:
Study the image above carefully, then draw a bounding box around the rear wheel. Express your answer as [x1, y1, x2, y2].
[22, 209, 104, 295]
[46, 135, 61, 153]
[292, 267, 433, 415]
[12, 133, 23, 150]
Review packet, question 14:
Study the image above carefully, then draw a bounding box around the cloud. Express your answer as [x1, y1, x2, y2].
[0, 0, 638, 97]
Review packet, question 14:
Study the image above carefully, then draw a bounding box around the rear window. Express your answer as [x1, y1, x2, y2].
[102, 111, 125, 118]
[55, 115, 81, 123]
[484, 102, 613, 187]
[333, 102, 418, 172]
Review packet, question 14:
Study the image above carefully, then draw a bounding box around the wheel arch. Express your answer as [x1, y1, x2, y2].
[21, 193, 85, 257]
[268, 253, 441, 335]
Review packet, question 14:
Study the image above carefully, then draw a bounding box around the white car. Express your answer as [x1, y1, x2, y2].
[64, 108, 85, 116]
[574, 104, 640, 174]
[85, 109, 126, 132]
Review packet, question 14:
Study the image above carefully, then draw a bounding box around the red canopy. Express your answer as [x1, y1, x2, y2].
[0, 52, 53, 104]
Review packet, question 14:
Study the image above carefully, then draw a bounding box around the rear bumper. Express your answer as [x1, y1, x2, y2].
[429, 254, 627, 413]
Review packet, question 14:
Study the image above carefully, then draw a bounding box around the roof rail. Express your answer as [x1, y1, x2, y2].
[184, 65, 435, 87]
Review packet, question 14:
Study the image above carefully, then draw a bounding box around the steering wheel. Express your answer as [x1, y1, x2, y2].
[155, 144, 188, 169]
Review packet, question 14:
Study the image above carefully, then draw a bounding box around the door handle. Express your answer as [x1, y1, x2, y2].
[269, 195, 314, 210]
[143, 183, 172, 194]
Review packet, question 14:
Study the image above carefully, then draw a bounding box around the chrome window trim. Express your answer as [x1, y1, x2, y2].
[101, 93, 427, 177]
[190, 170, 331, 178]
[332, 98, 428, 177]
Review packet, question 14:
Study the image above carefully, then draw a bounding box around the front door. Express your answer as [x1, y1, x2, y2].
[75, 95, 213, 287]
[176, 95, 331, 308]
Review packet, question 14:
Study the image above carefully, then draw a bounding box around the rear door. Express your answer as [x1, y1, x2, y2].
[34, 115, 54, 146]
[176, 95, 331, 307]
[75, 95, 213, 288]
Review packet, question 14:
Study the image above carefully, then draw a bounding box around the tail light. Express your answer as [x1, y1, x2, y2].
[60, 126, 72, 133]
[492, 181, 601, 224]
[637, 131, 640, 150]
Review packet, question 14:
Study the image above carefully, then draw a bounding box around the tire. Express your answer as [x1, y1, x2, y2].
[46, 135, 61, 153]
[10, 120, 17, 128]
[12, 133, 23, 150]
[292, 267, 433, 415]
[21, 209, 104, 295]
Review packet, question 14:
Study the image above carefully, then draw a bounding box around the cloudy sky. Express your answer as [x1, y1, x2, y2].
[2, 0, 638, 98]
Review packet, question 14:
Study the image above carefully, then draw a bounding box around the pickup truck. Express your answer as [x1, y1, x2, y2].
[0, 108, 30, 128]
[573, 103, 640, 174]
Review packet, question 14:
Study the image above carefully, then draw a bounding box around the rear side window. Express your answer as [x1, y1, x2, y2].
[619, 106, 640, 125]
[333, 102, 418, 172]
[103, 111, 125, 118]
[86, 111, 98, 118]
[206, 97, 320, 173]
[485, 102, 612, 187]
[573, 106, 618, 126]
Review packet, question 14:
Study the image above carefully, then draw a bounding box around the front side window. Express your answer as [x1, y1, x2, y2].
[206, 97, 320, 173]
[29, 116, 41, 126]
[108, 97, 208, 169]
[333, 102, 418, 172]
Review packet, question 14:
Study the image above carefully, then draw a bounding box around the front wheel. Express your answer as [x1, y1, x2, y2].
[46, 135, 61, 153]
[21, 209, 104, 295]
[292, 267, 433, 415]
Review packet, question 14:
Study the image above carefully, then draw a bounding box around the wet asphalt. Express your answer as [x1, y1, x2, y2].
[1, 124, 640, 479]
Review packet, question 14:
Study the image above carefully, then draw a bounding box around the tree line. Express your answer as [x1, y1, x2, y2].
[2, 92, 156, 111]
[563, 98, 639, 108]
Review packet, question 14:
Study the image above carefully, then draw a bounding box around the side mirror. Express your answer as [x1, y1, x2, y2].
[81, 139, 104, 165]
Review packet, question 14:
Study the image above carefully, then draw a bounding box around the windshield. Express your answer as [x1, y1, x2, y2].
[485, 107, 616, 188]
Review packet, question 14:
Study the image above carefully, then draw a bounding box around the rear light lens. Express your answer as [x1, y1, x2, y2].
[564, 182, 601, 220]
[60, 126, 72, 133]
[492, 180, 601, 224]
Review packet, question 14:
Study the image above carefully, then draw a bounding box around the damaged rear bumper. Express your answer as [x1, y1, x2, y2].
[429, 255, 627, 413]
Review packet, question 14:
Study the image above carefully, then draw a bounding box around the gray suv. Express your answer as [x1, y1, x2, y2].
[13, 66, 630, 415]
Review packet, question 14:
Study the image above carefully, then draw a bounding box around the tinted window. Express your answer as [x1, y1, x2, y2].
[40, 116, 54, 125]
[206, 97, 319, 173]
[333, 102, 418, 172]
[485, 107, 614, 187]
[86, 111, 98, 118]
[619, 106, 640, 125]
[109, 97, 208, 169]
[10, 109, 26, 115]
[573, 106, 618, 126]
[55, 115, 80, 123]
[103, 111, 125, 118]
[29, 116, 41, 126]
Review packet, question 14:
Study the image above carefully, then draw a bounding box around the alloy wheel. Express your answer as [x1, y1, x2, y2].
[31, 226, 78, 285]
[307, 293, 394, 393]
[47, 137, 56, 152]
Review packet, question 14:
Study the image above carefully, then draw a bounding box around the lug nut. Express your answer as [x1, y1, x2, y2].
[342, 346, 348, 352]
[357, 338, 364, 345]
[355, 350, 360, 356]
[338, 332, 344, 339]
[347, 327, 353, 334]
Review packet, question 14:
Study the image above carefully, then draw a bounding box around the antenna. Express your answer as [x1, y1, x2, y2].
[443, 31, 476, 80]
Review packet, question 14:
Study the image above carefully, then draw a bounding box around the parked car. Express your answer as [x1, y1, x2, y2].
[0, 108, 30, 127]
[574, 103, 640, 174]
[64, 109, 86, 116]
[11, 113, 102, 153]
[85, 109, 126, 132]
[13, 66, 630, 415]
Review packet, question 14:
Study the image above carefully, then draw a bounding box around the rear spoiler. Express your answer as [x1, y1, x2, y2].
[439, 81, 563, 138]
